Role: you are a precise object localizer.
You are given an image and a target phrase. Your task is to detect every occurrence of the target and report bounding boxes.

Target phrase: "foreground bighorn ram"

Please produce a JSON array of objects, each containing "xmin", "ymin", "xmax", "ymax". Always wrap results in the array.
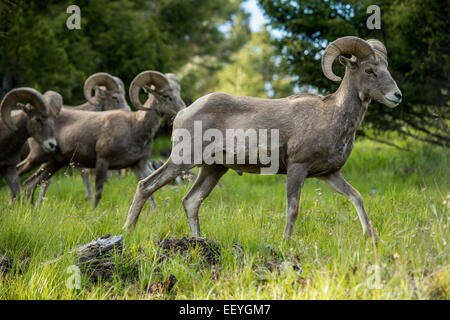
[
  {"xmin": 123, "ymin": 37, "xmax": 402, "ymax": 241},
  {"xmin": 0, "ymin": 88, "xmax": 60, "ymax": 203},
  {"xmin": 17, "ymin": 72, "xmax": 130, "ymax": 202},
  {"xmin": 23, "ymin": 71, "xmax": 185, "ymax": 208}
]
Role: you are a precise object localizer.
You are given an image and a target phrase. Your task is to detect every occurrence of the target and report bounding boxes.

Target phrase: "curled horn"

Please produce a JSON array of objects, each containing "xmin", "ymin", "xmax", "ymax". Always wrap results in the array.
[
  {"xmin": 1, "ymin": 88, "xmax": 50, "ymax": 131},
  {"xmin": 113, "ymin": 76, "xmax": 125, "ymax": 91},
  {"xmin": 43, "ymin": 91, "xmax": 63, "ymax": 117},
  {"xmin": 129, "ymin": 71, "xmax": 170, "ymax": 110},
  {"xmin": 366, "ymin": 39, "xmax": 387, "ymax": 62},
  {"xmin": 83, "ymin": 72, "xmax": 121, "ymax": 104},
  {"xmin": 321, "ymin": 36, "xmax": 376, "ymax": 82}
]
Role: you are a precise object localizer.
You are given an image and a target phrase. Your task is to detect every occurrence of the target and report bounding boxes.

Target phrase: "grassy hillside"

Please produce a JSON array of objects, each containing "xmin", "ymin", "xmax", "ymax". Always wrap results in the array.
[{"xmin": 0, "ymin": 137, "xmax": 448, "ymax": 299}]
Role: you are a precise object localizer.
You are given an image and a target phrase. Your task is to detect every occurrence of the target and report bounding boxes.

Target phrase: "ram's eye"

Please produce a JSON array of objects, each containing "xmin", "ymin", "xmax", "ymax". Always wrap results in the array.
[
  {"xmin": 365, "ymin": 68, "xmax": 378, "ymax": 78},
  {"xmin": 36, "ymin": 118, "xmax": 43, "ymax": 123}
]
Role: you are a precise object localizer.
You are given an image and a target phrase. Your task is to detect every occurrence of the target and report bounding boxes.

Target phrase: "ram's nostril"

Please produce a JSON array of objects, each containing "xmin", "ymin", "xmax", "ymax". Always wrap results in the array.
[{"xmin": 394, "ymin": 92, "xmax": 402, "ymax": 100}]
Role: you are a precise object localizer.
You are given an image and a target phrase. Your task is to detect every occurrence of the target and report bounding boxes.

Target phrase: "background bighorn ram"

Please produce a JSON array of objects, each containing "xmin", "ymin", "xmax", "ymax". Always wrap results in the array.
[
  {"xmin": 0, "ymin": 88, "xmax": 60, "ymax": 204},
  {"xmin": 17, "ymin": 72, "xmax": 130, "ymax": 202},
  {"xmin": 23, "ymin": 71, "xmax": 185, "ymax": 208},
  {"xmin": 123, "ymin": 37, "xmax": 402, "ymax": 242}
]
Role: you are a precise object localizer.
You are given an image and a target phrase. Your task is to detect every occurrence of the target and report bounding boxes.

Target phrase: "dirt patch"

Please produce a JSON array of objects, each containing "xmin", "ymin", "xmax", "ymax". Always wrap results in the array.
[
  {"xmin": 81, "ymin": 259, "xmax": 116, "ymax": 282},
  {"xmin": 0, "ymin": 256, "xmax": 14, "ymax": 276},
  {"xmin": 80, "ymin": 253, "xmax": 140, "ymax": 283},
  {"xmin": 40, "ymin": 234, "xmax": 127, "ymax": 283},
  {"xmin": 253, "ymin": 257, "xmax": 301, "ymax": 274},
  {"xmin": 0, "ymin": 255, "xmax": 29, "ymax": 277},
  {"xmin": 157, "ymin": 237, "xmax": 222, "ymax": 265},
  {"xmin": 146, "ymin": 274, "xmax": 177, "ymax": 297},
  {"xmin": 74, "ymin": 234, "xmax": 132, "ymax": 283}
]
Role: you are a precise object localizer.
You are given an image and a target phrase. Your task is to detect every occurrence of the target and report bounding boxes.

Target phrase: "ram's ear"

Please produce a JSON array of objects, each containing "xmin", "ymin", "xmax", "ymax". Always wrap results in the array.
[{"xmin": 339, "ymin": 55, "xmax": 358, "ymax": 69}]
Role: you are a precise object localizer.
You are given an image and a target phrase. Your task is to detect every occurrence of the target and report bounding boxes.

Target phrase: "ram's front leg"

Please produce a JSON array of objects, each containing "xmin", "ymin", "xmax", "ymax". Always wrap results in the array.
[
  {"xmin": 22, "ymin": 161, "xmax": 60, "ymax": 203},
  {"xmin": 93, "ymin": 159, "xmax": 109, "ymax": 208},
  {"xmin": 16, "ymin": 158, "xmax": 36, "ymax": 176},
  {"xmin": 131, "ymin": 159, "xmax": 157, "ymax": 208},
  {"xmin": 79, "ymin": 168, "xmax": 93, "ymax": 201},
  {"xmin": 35, "ymin": 178, "xmax": 52, "ymax": 207},
  {"xmin": 22, "ymin": 166, "xmax": 45, "ymax": 200}
]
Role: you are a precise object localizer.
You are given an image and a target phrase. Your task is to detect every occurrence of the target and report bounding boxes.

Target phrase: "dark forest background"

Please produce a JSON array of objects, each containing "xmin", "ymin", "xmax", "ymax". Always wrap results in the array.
[{"xmin": 0, "ymin": 0, "xmax": 448, "ymax": 147}]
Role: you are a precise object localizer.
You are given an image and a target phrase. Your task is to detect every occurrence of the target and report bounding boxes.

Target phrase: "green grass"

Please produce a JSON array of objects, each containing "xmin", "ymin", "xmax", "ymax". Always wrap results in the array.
[{"xmin": 0, "ymin": 137, "xmax": 448, "ymax": 299}]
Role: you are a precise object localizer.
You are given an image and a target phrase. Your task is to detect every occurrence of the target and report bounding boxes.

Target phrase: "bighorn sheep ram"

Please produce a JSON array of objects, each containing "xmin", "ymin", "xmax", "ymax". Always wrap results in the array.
[
  {"xmin": 23, "ymin": 71, "xmax": 185, "ymax": 208},
  {"xmin": 17, "ymin": 72, "xmax": 130, "ymax": 202},
  {"xmin": 122, "ymin": 37, "xmax": 403, "ymax": 241},
  {"xmin": 0, "ymin": 88, "xmax": 60, "ymax": 203}
]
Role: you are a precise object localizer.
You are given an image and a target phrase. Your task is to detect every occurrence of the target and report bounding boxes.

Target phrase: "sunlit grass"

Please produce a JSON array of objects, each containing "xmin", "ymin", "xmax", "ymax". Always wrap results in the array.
[{"xmin": 0, "ymin": 137, "xmax": 448, "ymax": 299}]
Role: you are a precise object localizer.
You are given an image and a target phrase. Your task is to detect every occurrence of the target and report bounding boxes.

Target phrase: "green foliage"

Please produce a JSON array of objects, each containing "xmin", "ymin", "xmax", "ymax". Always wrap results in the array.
[
  {"xmin": 0, "ymin": 0, "xmax": 249, "ymax": 104},
  {"xmin": 259, "ymin": 0, "xmax": 449, "ymax": 146},
  {"xmin": 0, "ymin": 2, "xmax": 81, "ymax": 99},
  {"xmin": 215, "ymin": 28, "xmax": 294, "ymax": 98},
  {"xmin": 179, "ymin": 9, "xmax": 252, "ymax": 101}
]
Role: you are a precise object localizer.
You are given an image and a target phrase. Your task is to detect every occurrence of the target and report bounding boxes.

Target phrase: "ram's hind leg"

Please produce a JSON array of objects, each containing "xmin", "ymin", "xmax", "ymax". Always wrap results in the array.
[
  {"xmin": 123, "ymin": 159, "xmax": 194, "ymax": 231},
  {"xmin": 318, "ymin": 171, "xmax": 378, "ymax": 240},
  {"xmin": 182, "ymin": 165, "xmax": 228, "ymax": 237}
]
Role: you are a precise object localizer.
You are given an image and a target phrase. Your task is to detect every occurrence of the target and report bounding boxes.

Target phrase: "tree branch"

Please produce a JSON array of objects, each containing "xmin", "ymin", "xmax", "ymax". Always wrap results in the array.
[
  {"xmin": 398, "ymin": 129, "xmax": 448, "ymax": 147},
  {"xmin": 363, "ymin": 134, "xmax": 411, "ymax": 152}
]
